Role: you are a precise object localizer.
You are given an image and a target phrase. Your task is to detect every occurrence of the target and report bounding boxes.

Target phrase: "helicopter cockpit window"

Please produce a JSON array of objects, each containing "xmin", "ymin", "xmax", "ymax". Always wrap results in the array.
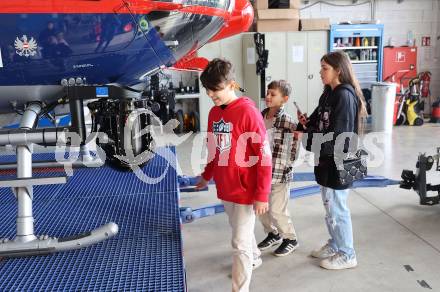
[
  {"xmin": 36, "ymin": 14, "xmax": 136, "ymax": 58},
  {"xmin": 188, "ymin": 0, "xmax": 230, "ymax": 9},
  {"xmin": 145, "ymin": 11, "xmax": 193, "ymax": 60},
  {"xmin": 152, "ymin": 0, "xmax": 230, "ymax": 10},
  {"xmin": 144, "ymin": 0, "xmax": 229, "ymax": 60}
]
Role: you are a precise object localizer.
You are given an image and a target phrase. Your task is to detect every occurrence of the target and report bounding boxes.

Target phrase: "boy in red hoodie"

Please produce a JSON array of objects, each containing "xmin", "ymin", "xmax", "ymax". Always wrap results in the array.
[{"xmin": 196, "ymin": 58, "xmax": 272, "ymax": 292}]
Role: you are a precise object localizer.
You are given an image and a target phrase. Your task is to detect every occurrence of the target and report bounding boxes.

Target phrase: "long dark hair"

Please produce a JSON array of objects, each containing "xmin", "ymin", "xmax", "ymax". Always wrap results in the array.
[{"xmin": 321, "ymin": 51, "xmax": 368, "ymax": 134}]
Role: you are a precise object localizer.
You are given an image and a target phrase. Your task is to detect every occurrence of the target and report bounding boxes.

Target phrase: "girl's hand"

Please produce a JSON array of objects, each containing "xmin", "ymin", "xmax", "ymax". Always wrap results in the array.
[{"xmin": 297, "ymin": 112, "xmax": 309, "ymax": 128}]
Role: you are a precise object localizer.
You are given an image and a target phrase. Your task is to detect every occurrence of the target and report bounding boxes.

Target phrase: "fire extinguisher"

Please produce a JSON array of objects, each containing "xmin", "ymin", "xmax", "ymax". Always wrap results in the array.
[{"xmin": 419, "ymin": 71, "xmax": 431, "ymax": 98}]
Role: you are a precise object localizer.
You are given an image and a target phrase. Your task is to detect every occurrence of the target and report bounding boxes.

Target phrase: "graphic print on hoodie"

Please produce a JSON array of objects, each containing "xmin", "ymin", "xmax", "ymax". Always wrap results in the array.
[{"xmin": 213, "ymin": 118, "xmax": 232, "ymax": 153}]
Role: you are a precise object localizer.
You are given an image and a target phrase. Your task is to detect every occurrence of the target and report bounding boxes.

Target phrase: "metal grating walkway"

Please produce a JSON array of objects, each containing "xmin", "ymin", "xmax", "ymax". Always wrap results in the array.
[{"xmin": 0, "ymin": 147, "xmax": 185, "ymax": 291}]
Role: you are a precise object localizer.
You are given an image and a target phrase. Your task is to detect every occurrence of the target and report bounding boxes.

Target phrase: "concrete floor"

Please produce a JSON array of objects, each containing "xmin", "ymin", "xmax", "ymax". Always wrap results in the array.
[{"xmin": 177, "ymin": 124, "xmax": 440, "ymax": 292}]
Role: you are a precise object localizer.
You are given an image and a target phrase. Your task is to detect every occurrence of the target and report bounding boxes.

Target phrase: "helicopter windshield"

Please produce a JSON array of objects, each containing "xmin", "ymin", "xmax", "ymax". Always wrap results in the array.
[{"xmin": 141, "ymin": 0, "xmax": 230, "ymax": 61}]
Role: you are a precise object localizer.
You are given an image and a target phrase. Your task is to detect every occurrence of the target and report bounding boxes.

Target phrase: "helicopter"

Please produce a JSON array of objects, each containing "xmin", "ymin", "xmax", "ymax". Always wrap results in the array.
[{"xmin": 0, "ymin": 0, "xmax": 253, "ymax": 257}]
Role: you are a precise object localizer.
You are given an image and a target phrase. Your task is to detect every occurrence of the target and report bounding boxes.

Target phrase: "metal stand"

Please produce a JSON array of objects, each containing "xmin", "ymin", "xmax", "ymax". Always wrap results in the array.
[
  {"xmin": 401, "ymin": 149, "xmax": 440, "ymax": 205},
  {"xmin": 16, "ymin": 103, "xmax": 41, "ymax": 243},
  {"xmin": 68, "ymin": 92, "xmax": 100, "ymax": 166},
  {"xmin": 0, "ymin": 87, "xmax": 106, "ymax": 170},
  {"xmin": 0, "ymin": 103, "xmax": 118, "ymax": 258}
]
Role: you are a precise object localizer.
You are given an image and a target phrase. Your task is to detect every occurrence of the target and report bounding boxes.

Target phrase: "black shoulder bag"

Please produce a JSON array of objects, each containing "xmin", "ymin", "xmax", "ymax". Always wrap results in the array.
[
  {"xmin": 337, "ymin": 149, "xmax": 368, "ymax": 185},
  {"xmin": 335, "ymin": 85, "xmax": 368, "ymax": 186}
]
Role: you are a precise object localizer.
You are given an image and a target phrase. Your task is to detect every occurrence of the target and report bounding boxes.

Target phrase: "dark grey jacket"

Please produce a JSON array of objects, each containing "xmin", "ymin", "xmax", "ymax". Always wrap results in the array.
[{"xmin": 298, "ymin": 83, "xmax": 359, "ymax": 189}]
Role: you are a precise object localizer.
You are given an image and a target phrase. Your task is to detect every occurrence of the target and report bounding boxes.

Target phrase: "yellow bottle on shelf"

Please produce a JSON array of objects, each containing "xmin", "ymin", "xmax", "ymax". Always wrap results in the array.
[{"xmin": 362, "ymin": 37, "xmax": 369, "ymax": 47}]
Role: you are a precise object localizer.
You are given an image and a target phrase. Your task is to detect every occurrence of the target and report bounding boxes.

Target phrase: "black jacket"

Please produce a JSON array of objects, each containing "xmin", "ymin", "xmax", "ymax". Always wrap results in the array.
[{"xmin": 298, "ymin": 84, "xmax": 359, "ymax": 189}]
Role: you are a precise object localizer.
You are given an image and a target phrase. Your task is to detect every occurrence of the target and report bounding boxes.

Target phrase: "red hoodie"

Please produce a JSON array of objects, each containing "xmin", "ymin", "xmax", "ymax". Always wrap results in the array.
[{"xmin": 202, "ymin": 97, "xmax": 272, "ymax": 204}]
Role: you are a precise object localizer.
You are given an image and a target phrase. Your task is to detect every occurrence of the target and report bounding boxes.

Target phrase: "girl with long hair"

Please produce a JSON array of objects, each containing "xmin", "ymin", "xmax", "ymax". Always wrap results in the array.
[{"xmin": 297, "ymin": 51, "xmax": 367, "ymax": 270}]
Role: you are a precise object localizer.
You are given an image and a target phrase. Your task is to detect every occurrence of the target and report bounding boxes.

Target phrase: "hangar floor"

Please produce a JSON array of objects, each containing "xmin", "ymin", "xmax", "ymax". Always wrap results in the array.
[{"xmin": 178, "ymin": 124, "xmax": 440, "ymax": 292}]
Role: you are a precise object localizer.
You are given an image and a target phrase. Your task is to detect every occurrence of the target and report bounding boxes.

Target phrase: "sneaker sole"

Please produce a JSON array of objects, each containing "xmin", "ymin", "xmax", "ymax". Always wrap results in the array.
[
  {"xmin": 273, "ymin": 244, "xmax": 299, "ymax": 257},
  {"xmin": 258, "ymin": 239, "xmax": 283, "ymax": 251},
  {"xmin": 319, "ymin": 262, "xmax": 358, "ymax": 270},
  {"xmin": 310, "ymin": 252, "xmax": 336, "ymax": 259},
  {"xmin": 252, "ymin": 259, "xmax": 263, "ymax": 270}
]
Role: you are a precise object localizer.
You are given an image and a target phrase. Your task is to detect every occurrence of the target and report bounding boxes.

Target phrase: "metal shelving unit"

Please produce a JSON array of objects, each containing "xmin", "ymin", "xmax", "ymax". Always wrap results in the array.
[
  {"xmin": 329, "ymin": 24, "xmax": 384, "ymax": 89},
  {"xmin": 334, "ymin": 46, "xmax": 378, "ymax": 50}
]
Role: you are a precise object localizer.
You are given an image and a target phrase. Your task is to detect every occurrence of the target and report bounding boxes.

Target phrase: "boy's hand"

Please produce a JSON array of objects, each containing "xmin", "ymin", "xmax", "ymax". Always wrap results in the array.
[
  {"xmin": 195, "ymin": 177, "xmax": 209, "ymax": 190},
  {"xmin": 254, "ymin": 201, "xmax": 268, "ymax": 215},
  {"xmin": 297, "ymin": 112, "xmax": 309, "ymax": 128}
]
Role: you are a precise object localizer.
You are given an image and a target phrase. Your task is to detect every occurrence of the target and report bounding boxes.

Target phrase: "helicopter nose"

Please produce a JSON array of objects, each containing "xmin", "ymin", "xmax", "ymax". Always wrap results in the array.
[
  {"xmin": 210, "ymin": 0, "xmax": 254, "ymax": 42},
  {"xmin": 235, "ymin": 0, "xmax": 254, "ymax": 32}
]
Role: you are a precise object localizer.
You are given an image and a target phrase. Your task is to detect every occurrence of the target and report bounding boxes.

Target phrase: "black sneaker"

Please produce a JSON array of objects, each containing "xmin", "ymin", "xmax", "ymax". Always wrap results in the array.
[
  {"xmin": 273, "ymin": 239, "xmax": 299, "ymax": 257},
  {"xmin": 257, "ymin": 232, "xmax": 282, "ymax": 251}
]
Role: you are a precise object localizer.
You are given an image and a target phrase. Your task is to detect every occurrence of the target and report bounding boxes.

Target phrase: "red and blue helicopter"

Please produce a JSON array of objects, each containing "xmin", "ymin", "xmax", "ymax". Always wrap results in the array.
[{"xmin": 0, "ymin": 0, "xmax": 253, "ymax": 257}]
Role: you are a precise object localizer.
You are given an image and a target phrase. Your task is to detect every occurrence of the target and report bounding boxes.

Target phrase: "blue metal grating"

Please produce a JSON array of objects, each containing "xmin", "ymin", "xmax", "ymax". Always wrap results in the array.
[
  {"xmin": 0, "ymin": 146, "xmax": 173, "ymax": 166},
  {"xmin": 0, "ymin": 151, "xmax": 86, "ymax": 163},
  {"xmin": 0, "ymin": 147, "xmax": 185, "ymax": 291},
  {"xmin": 0, "ymin": 148, "xmax": 178, "ymax": 202}
]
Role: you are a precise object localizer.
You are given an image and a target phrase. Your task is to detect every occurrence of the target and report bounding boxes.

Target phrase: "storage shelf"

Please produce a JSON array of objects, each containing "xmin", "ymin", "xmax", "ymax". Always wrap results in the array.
[
  {"xmin": 334, "ymin": 46, "xmax": 378, "ymax": 50},
  {"xmin": 351, "ymin": 60, "xmax": 378, "ymax": 64},
  {"xmin": 330, "ymin": 24, "xmax": 384, "ymax": 88}
]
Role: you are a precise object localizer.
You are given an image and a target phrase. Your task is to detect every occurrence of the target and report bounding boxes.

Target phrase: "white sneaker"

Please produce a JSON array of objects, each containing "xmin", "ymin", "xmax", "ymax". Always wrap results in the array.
[
  {"xmin": 319, "ymin": 253, "xmax": 357, "ymax": 270},
  {"xmin": 310, "ymin": 243, "xmax": 336, "ymax": 259},
  {"xmin": 252, "ymin": 257, "xmax": 262, "ymax": 270}
]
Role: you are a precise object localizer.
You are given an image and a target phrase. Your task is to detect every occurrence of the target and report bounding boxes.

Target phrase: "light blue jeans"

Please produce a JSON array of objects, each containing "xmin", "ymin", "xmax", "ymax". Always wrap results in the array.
[{"xmin": 321, "ymin": 187, "xmax": 356, "ymax": 259}]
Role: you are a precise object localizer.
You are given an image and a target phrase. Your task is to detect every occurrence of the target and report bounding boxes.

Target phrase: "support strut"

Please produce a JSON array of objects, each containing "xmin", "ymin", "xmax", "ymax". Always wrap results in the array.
[{"xmin": 0, "ymin": 103, "xmax": 118, "ymax": 258}]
